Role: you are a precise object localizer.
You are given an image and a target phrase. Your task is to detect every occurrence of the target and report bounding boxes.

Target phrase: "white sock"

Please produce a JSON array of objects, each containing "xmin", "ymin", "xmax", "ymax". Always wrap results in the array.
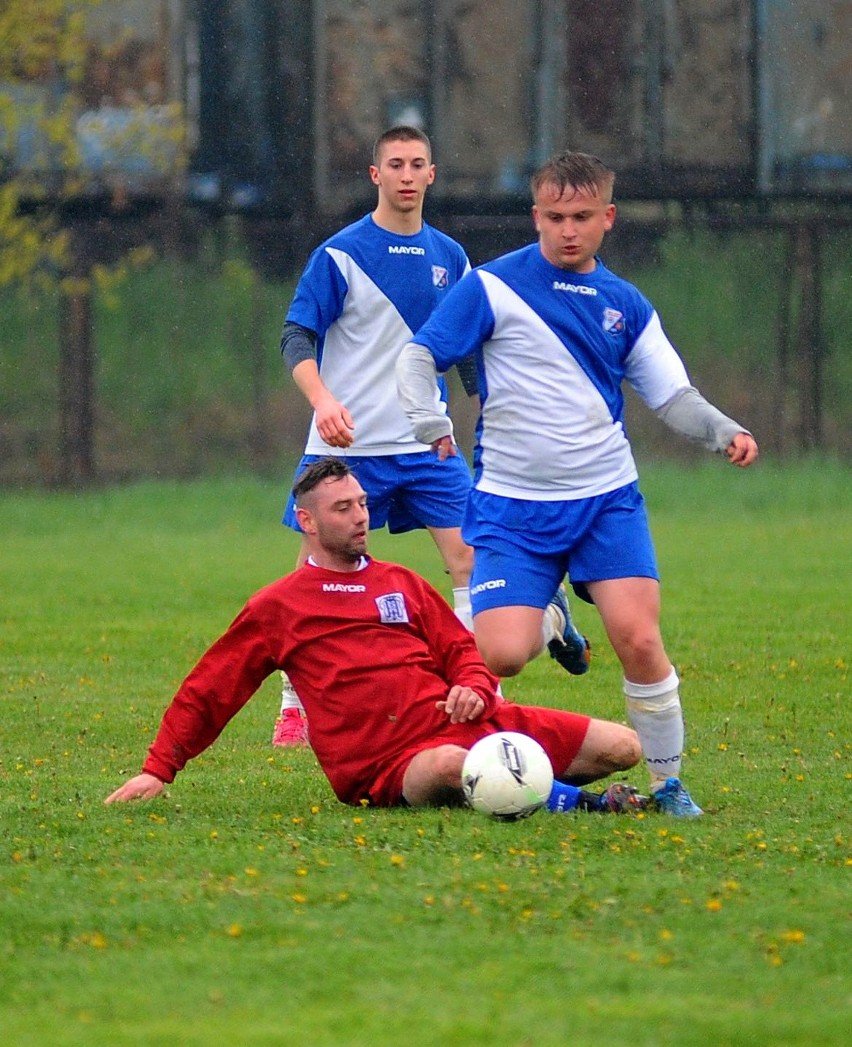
[
  {"xmin": 452, "ymin": 586, "xmax": 473, "ymax": 632},
  {"xmin": 454, "ymin": 585, "xmax": 504, "ymax": 700},
  {"xmin": 279, "ymin": 671, "xmax": 305, "ymax": 715},
  {"xmin": 539, "ymin": 600, "xmax": 563, "ymax": 652},
  {"xmin": 624, "ymin": 669, "xmax": 683, "ymax": 790}
]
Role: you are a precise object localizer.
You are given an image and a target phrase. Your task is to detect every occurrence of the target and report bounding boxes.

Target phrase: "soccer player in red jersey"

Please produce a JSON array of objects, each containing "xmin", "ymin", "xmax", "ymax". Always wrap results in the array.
[{"xmin": 105, "ymin": 458, "xmax": 646, "ymax": 814}]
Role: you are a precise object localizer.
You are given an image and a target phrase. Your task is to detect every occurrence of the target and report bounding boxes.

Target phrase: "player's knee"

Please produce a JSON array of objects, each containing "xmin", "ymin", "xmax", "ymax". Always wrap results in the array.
[
  {"xmin": 455, "ymin": 542, "xmax": 474, "ymax": 574},
  {"xmin": 616, "ymin": 627, "xmax": 664, "ymax": 671},
  {"xmin": 610, "ymin": 726, "xmax": 642, "ymax": 771},
  {"xmin": 476, "ymin": 636, "xmax": 528, "ymax": 677},
  {"xmin": 431, "ymin": 744, "xmax": 467, "ymax": 788},
  {"xmin": 481, "ymin": 650, "xmax": 526, "ymax": 678}
]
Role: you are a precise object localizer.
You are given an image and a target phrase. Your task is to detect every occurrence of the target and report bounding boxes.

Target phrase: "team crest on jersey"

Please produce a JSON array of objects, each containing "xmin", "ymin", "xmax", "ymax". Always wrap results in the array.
[
  {"xmin": 602, "ymin": 308, "xmax": 624, "ymax": 334},
  {"xmin": 432, "ymin": 265, "xmax": 448, "ymax": 288},
  {"xmin": 376, "ymin": 592, "xmax": 409, "ymax": 623}
]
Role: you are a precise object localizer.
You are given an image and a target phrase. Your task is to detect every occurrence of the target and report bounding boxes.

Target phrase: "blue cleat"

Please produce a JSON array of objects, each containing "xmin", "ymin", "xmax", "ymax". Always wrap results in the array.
[
  {"xmin": 652, "ymin": 777, "xmax": 704, "ymax": 817},
  {"xmin": 546, "ymin": 585, "xmax": 591, "ymax": 676}
]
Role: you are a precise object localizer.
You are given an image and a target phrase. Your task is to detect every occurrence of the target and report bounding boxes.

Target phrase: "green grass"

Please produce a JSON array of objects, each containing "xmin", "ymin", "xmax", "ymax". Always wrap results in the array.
[{"xmin": 1, "ymin": 463, "xmax": 850, "ymax": 1046}]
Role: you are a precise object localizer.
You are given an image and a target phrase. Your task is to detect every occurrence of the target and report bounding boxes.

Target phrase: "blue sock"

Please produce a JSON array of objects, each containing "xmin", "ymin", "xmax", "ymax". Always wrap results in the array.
[{"xmin": 546, "ymin": 780, "xmax": 581, "ymax": 812}]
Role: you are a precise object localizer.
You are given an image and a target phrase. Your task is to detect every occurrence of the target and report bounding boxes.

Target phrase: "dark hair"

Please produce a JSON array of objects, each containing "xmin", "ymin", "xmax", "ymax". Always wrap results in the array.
[
  {"xmin": 530, "ymin": 151, "xmax": 615, "ymax": 203},
  {"xmin": 372, "ymin": 125, "xmax": 432, "ymax": 165},
  {"xmin": 292, "ymin": 457, "xmax": 353, "ymax": 504}
]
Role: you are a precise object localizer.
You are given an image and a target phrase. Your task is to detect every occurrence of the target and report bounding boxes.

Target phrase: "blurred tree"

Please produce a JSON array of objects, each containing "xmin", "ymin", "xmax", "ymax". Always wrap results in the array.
[{"xmin": 0, "ymin": 0, "xmax": 184, "ymax": 486}]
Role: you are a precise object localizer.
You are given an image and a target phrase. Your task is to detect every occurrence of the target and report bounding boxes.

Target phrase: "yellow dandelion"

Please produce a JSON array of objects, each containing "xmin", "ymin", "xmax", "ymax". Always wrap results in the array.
[
  {"xmin": 244, "ymin": 867, "xmax": 259, "ymax": 877},
  {"xmin": 659, "ymin": 929, "xmax": 674, "ymax": 941},
  {"xmin": 390, "ymin": 854, "xmax": 405, "ymax": 867},
  {"xmin": 706, "ymin": 898, "xmax": 723, "ymax": 912},
  {"xmin": 780, "ymin": 929, "xmax": 806, "ymax": 944},
  {"xmin": 291, "ymin": 892, "xmax": 307, "ymax": 904},
  {"xmin": 354, "ymin": 835, "xmax": 366, "ymax": 846},
  {"xmin": 296, "ymin": 867, "xmax": 308, "ymax": 877},
  {"xmin": 718, "ymin": 743, "xmax": 728, "ymax": 751},
  {"xmin": 226, "ymin": 924, "xmax": 242, "ymax": 938}
]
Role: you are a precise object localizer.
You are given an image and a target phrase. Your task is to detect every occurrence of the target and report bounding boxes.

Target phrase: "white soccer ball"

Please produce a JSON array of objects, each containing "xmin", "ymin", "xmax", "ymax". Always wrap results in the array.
[{"xmin": 461, "ymin": 732, "xmax": 554, "ymax": 821}]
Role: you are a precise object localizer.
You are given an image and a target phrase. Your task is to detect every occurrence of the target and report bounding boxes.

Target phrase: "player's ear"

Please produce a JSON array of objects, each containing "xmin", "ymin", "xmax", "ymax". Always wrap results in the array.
[
  {"xmin": 295, "ymin": 506, "xmax": 316, "ymax": 534},
  {"xmin": 369, "ymin": 164, "xmax": 381, "ymax": 186}
]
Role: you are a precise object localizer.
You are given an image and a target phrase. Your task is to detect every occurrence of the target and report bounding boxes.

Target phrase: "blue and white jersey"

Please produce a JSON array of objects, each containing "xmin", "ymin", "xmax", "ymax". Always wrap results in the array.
[
  {"xmin": 288, "ymin": 214, "xmax": 470, "ymax": 456},
  {"xmin": 412, "ymin": 244, "xmax": 691, "ymax": 499}
]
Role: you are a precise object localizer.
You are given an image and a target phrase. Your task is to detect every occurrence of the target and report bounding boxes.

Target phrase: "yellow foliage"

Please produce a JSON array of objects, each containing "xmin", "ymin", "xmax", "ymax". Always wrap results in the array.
[{"xmin": 0, "ymin": 0, "xmax": 183, "ymax": 290}]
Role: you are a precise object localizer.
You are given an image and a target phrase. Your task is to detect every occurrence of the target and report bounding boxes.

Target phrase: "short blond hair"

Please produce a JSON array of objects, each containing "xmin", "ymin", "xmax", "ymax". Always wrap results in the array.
[{"xmin": 530, "ymin": 152, "xmax": 615, "ymax": 204}]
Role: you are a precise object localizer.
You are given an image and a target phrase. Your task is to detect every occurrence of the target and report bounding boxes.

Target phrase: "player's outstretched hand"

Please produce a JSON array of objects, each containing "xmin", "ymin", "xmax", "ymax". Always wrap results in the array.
[
  {"xmin": 726, "ymin": 432, "xmax": 759, "ymax": 467},
  {"xmin": 104, "ymin": 772, "xmax": 166, "ymax": 804},
  {"xmin": 431, "ymin": 435, "xmax": 457, "ymax": 462},
  {"xmin": 437, "ymin": 685, "xmax": 485, "ymax": 723}
]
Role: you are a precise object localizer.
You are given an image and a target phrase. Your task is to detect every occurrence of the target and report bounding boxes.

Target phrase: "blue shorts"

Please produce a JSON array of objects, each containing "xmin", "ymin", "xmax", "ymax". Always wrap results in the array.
[
  {"xmin": 283, "ymin": 452, "xmax": 472, "ymax": 534},
  {"xmin": 463, "ymin": 482, "xmax": 658, "ymax": 614}
]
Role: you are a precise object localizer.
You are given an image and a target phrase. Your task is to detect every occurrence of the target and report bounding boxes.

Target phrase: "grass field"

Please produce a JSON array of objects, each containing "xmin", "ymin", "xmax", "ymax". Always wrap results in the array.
[{"xmin": 1, "ymin": 462, "xmax": 850, "ymax": 1046}]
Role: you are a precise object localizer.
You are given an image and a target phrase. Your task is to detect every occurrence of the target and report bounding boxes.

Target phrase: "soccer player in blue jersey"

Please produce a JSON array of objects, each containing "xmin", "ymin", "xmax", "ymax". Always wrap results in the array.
[
  {"xmin": 272, "ymin": 126, "xmax": 520, "ymax": 746},
  {"xmin": 397, "ymin": 151, "xmax": 759, "ymax": 816}
]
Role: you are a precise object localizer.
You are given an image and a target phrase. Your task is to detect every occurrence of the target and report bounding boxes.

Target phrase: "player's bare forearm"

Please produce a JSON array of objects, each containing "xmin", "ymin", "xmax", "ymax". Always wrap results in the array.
[{"xmin": 292, "ymin": 360, "xmax": 356, "ymax": 447}]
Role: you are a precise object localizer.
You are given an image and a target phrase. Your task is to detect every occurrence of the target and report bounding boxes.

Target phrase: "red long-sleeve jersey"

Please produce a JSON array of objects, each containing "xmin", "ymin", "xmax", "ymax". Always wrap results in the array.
[{"xmin": 143, "ymin": 559, "xmax": 500, "ymax": 803}]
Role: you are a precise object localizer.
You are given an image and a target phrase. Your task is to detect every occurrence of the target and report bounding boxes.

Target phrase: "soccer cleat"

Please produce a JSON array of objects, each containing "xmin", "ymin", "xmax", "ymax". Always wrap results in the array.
[
  {"xmin": 271, "ymin": 707, "xmax": 309, "ymax": 748},
  {"xmin": 652, "ymin": 777, "xmax": 704, "ymax": 817},
  {"xmin": 578, "ymin": 783, "xmax": 650, "ymax": 814},
  {"xmin": 546, "ymin": 585, "xmax": 591, "ymax": 675}
]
